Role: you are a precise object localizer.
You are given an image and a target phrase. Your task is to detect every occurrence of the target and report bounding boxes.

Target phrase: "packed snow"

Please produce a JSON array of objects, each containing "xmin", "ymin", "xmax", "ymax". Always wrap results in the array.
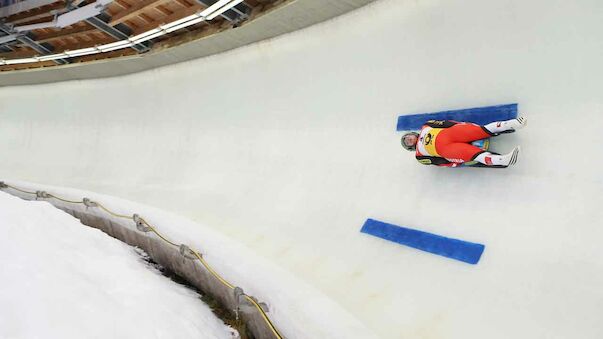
[{"xmin": 0, "ymin": 191, "xmax": 237, "ymax": 339}]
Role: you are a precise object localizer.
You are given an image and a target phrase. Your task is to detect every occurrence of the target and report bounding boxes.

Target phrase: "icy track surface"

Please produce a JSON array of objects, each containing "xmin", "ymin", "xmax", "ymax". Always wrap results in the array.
[
  {"xmin": 1, "ymin": 0, "xmax": 603, "ymax": 338},
  {"xmin": 0, "ymin": 192, "xmax": 236, "ymax": 339}
]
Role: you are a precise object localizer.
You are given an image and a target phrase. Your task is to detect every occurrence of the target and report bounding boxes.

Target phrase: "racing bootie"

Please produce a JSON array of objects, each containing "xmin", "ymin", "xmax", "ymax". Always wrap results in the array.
[
  {"xmin": 474, "ymin": 146, "xmax": 520, "ymax": 167},
  {"xmin": 484, "ymin": 117, "xmax": 527, "ymax": 134}
]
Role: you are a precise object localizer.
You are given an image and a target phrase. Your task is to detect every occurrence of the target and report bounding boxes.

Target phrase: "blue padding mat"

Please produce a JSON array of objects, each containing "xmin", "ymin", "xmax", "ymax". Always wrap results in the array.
[
  {"xmin": 397, "ymin": 103, "xmax": 517, "ymax": 131},
  {"xmin": 361, "ymin": 219, "xmax": 485, "ymax": 264}
]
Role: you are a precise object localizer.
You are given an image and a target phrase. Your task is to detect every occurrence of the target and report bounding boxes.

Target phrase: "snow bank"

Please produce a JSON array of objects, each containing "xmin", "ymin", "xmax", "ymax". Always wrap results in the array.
[{"xmin": 0, "ymin": 190, "xmax": 236, "ymax": 339}]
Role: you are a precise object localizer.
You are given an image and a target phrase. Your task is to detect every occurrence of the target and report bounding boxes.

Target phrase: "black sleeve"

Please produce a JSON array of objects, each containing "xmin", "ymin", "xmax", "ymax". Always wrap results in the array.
[
  {"xmin": 415, "ymin": 155, "xmax": 453, "ymax": 166},
  {"xmin": 424, "ymin": 120, "xmax": 458, "ymax": 128}
]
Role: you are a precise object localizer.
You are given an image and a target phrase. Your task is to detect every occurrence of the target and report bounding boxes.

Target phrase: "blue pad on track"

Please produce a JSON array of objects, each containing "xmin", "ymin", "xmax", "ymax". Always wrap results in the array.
[
  {"xmin": 397, "ymin": 103, "xmax": 517, "ymax": 131},
  {"xmin": 361, "ymin": 219, "xmax": 485, "ymax": 264}
]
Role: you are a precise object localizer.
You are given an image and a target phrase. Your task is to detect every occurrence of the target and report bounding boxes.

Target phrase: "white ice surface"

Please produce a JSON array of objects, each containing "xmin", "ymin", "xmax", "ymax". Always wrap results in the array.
[
  {"xmin": 1, "ymin": 0, "xmax": 603, "ymax": 338},
  {"xmin": 0, "ymin": 191, "xmax": 236, "ymax": 339}
]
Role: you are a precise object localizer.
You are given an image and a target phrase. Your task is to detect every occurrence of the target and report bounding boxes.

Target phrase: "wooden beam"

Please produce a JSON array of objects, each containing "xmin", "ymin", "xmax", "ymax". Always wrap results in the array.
[
  {"xmin": 154, "ymin": 5, "xmax": 172, "ymax": 16},
  {"xmin": 9, "ymin": 9, "xmax": 69, "ymax": 26},
  {"xmin": 0, "ymin": 49, "xmax": 37, "ymax": 59},
  {"xmin": 34, "ymin": 24, "xmax": 99, "ymax": 43},
  {"xmin": 173, "ymin": 0, "xmax": 191, "ymax": 8},
  {"xmin": 139, "ymin": 13, "xmax": 155, "ymax": 24},
  {"xmin": 129, "ymin": 4, "xmax": 200, "ymax": 36},
  {"xmin": 0, "ymin": 60, "xmax": 56, "ymax": 72},
  {"xmin": 5, "ymin": 1, "xmax": 65, "ymax": 25},
  {"xmin": 114, "ymin": 0, "xmax": 131, "ymax": 10},
  {"xmin": 110, "ymin": 0, "xmax": 173, "ymax": 25},
  {"xmin": 55, "ymin": 37, "xmax": 115, "ymax": 52},
  {"xmin": 12, "ymin": 16, "xmax": 59, "ymax": 27}
]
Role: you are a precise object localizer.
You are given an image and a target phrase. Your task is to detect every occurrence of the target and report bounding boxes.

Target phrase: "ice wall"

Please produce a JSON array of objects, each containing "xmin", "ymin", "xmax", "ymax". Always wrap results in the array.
[{"xmin": 1, "ymin": 0, "xmax": 602, "ymax": 337}]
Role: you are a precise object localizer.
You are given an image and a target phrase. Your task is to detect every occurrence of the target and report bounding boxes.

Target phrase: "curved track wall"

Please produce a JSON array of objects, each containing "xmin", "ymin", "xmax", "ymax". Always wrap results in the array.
[{"xmin": 1, "ymin": 0, "xmax": 603, "ymax": 337}]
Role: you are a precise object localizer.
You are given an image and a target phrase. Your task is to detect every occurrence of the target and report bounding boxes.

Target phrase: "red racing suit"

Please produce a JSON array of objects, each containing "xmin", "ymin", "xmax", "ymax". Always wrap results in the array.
[{"xmin": 415, "ymin": 120, "xmax": 493, "ymax": 167}]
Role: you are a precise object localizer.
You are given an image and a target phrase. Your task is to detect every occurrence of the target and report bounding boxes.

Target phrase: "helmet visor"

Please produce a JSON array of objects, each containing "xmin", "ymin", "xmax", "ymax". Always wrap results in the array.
[
  {"xmin": 401, "ymin": 133, "xmax": 418, "ymax": 151},
  {"xmin": 402, "ymin": 135, "xmax": 415, "ymax": 147}
]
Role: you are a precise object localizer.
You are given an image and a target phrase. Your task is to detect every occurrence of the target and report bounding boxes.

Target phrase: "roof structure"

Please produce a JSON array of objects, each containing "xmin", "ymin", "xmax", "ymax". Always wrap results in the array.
[
  {"xmin": 0, "ymin": 0, "xmax": 283, "ymax": 71},
  {"xmin": 0, "ymin": 0, "xmax": 378, "ymax": 86}
]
